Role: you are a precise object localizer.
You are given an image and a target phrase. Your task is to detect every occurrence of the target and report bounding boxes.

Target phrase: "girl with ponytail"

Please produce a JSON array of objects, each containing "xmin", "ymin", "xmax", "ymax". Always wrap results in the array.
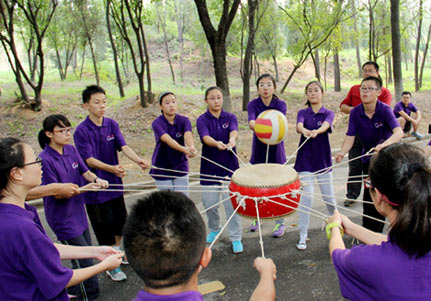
[{"xmin": 328, "ymin": 143, "xmax": 431, "ymax": 299}]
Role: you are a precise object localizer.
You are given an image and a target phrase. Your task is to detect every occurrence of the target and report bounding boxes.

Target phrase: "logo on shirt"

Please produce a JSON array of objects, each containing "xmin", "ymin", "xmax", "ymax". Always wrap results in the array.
[
  {"xmin": 72, "ymin": 162, "xmax": 79, "ymax": 169},
  {"xmin": 374, "ymin": 122, "xmax": 383, "ymax": 128},
  {"xmin": 317, "ymin": 121, "xmax": 323, "ymax": 126},
  {"xmin": 222, "ymin": 122, "xmax": 229, "ymax": 129},
  {"xmin": 106, "ymin": 134, "xmax": 115, "ymax": 141},
  {"xmin": 176, "ymin": 132, "xmax": 183, "ymax": 138}
]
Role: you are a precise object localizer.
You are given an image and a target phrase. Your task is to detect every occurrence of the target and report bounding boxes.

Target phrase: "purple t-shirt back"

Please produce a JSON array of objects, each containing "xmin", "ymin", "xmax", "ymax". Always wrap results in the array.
[
  {"xmin": 74, "ymin": 116, "xmax": 127, "ymax": 204},
  {"xmin": 333, "ymin": 240, "xmax": 431, "ymax": 300},
  {"xmin": 294, "ymin": 106, "xmax": 334, "ymax": 172},
  {"xmin": 134, "ymin": 290, "xmax": 203, "ymax": 301},
  {"xmin": 247, "ymin": 96, "xmax": 287, "ymax": 164},
  {"xmin": 346, "ymin": 101, "xmax": 399, "ymax": 164},
  {"xmin": 40, "ymin": 144, "xmax": 89, "ymax": 241},
  {"xmin": 150, "ymin": 114, "xmax": 192, "ymax": 180},
  {"xmin": 196, "ymin": 110, "xmax": 239, "ymax": 185},
  {"xmin": 0, "ymin": 203, "xmax": 72, "ymax": 300}
]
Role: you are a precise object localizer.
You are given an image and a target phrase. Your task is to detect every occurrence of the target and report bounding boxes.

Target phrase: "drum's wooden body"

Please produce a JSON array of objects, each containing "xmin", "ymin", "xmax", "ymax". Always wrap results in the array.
[{"xmin": 229, "ymin": 164, "xmax": 301, "ymax": 219}]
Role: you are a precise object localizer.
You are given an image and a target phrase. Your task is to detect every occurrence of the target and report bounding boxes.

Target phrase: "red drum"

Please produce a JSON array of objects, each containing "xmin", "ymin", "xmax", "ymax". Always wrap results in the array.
[{"xmin": 229, "ymin": 164, "xmax": 301, "ymax": 219}]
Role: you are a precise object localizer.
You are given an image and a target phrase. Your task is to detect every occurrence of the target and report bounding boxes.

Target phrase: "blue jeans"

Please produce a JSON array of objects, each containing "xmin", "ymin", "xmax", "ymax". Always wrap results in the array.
[
  {"xmin": 61, "ymin": 228, "xmax": 99, "ymax": 300},
  {"xmin": 155, "ymin": 175, "xmax": 189, "ymax": 197},
  {"xmin": 202, "ymin": 184, "xmax": 242, "ymax": 242},
  {"xmin": 298, "ymin": 171, "xmax": 336, "ymax": 240}
]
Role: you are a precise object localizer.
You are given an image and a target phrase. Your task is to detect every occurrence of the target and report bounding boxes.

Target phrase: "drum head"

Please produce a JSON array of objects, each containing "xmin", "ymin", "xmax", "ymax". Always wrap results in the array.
[{"xmin": 231, "ymin": 163, "xmax": 298, "ymax": 188}]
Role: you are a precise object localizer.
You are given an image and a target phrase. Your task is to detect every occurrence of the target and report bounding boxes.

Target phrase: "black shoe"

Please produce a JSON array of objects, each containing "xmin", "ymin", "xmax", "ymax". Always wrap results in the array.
[{"xmin": 344, "ymin": 199, "xmax": 355, "ymax": 207}]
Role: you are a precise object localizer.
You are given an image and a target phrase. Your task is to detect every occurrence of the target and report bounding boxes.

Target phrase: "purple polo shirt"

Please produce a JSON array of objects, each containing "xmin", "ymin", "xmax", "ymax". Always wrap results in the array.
[
  {"xmin": 332, "ymin": 240, "xmax": 431, "ymax": 300},
  {"xmin": 0, "ymin": 203, "xmax": 72, "ymax": 300},
  {"xmin": 196, "ymin": 109, "xmax": 239, "ymax": 185},
  {"xmin": 40, "ymin": 144, "xmax": 89, "ymax": 241},
  {"xmin": 134, "ymin": 290, "xmax": 203, "ymax": 301},
  {"xmin": 347, "ymin": 101, "xmax": 399, "ymax": 164},
  {"xmin": 247, "ymin": 96, "xmax": 287, "ymax": 164},
  {"xmin": 393, "ymin": 101, "xmax": 418, "ymax": 118},
  {"xmin": 150, "ymin": 114, "xmax": 192, "ymax": 180},
  {"xmin": 74, "ymin": 116, "xmax": 127, "ymax": 204},
  {"xmin": 294, "ymin": 106, "xmax": 334, "ymax": 173}
]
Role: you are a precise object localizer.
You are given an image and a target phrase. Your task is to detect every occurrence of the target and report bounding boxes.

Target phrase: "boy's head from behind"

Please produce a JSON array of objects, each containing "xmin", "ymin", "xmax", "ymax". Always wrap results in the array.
[
  {"xmin": 124, "ymin": 191, "xmax": 207, "ymax": 289},
  {"xmin": 82, "ymin": 85, "xmax": 106, "ymax": 104}
]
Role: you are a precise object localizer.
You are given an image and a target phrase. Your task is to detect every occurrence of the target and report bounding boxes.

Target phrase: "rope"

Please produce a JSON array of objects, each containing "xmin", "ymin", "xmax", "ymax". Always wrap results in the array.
[
  {"xmin": 228, "ymin": 147, "xmax": 246, "ymax": 167},
  {"xmin": 199, "ymin": 194, "xmax": 232, "ymax": 214},
  {"xmin": 265, "ymin": 144, "xmax": 270, "ymax": 164},
  {"xmin": 195, "ymin": 153, "xmax": 235, "ymax": 174},
  {"xmin": 208, "ymin": 197, "xmax": 245, "ymax": 250},
  {"xmin": 150, "ymin": 166, "xmax": 231, "ymax": 181},
  {"xmin": 285, "ymin": 136, "xmax": 311, "ymax": 165},
  {"xmin": 254, "ymin": 198, "xmax": 265, "ymax": 258},
  {"xmin": 299, "ymin": 148, "xmax": 375, "ymax": 179}
]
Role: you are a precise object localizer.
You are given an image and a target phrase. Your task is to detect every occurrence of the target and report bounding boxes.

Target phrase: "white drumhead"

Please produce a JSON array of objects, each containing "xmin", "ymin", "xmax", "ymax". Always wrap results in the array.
[{"xmin": 231, "ymin": 163, "xmax": 298, "ymax": 187}]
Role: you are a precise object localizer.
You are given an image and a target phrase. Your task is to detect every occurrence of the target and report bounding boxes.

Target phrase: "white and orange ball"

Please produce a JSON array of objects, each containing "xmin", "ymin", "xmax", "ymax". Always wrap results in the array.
[{"xmin": 254, "ymin": 110, "xmax": 288, "ymax": 145}]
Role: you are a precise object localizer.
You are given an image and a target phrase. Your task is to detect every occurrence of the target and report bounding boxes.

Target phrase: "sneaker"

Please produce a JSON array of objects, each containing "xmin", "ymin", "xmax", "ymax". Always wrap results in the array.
[
  {"xmin": 272, "ymin": 223, "xmax": 286, "ymax": 237},
  {"xmin": 296, "ymin": 242, "xmax": 307, "ymax": 250},
  {"xmin": 344, "ymin": 199, "xmax": 355, "ymax": 207},
  {"xmin": 67, "ymin": 294, "xmax": 76, "ymax": 299},
  {"xmin": 206, "ymin": 231, "xmax": 220, "ymax": 243},
  {"xmin": 232, "ymin": 241, "xmax": 243, "ymax": 254},
  {"xmin": 122, "ymin": 256, "xmax": 129, "ymax": 265},
  {"xmin": 412, "ymin": 132, "xmax": 423, "ymax": 140},
  {"xmin": 250, "ymin": 220, "xmax": 258, "ymax": 232},
  {"xmin": 106, "ymin": 267, "xmax": 127, "ymax": 282}
]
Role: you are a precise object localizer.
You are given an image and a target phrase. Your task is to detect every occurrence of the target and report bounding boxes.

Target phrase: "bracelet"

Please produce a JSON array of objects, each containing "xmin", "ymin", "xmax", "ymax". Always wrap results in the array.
[
  {"xmin": 93, "ymin": 177, "xmax": 99, "ymax": 183},
  {"xmin": 326, "ymin": 222, "xmax": 344, "ymax": 240}
]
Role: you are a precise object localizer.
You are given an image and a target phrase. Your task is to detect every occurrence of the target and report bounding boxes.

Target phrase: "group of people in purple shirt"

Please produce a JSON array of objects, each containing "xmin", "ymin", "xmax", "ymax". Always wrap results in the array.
[{"xmin": 1, "ymin": 61, "xmax": 431, "ymax": 300}]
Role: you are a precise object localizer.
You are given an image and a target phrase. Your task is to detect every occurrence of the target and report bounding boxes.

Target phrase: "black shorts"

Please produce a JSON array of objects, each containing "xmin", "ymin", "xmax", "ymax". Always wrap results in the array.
[
  {"xmin": 86, "ymin": 196, "xmax": 127, "ymax": 246},
  {"xmin": 404, "ymin": 120, "xmax": 412, "ymax": 133}
]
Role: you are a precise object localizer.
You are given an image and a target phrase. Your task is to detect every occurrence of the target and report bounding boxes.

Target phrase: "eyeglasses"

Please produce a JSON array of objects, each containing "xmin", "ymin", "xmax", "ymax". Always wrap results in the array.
[
  {"xmin": 363, "ymin": 178, "xmax": 374, "ymax": 189},
  {"xmin": 360, "ymin": 87, "xmax": 379, "ymax": 92},
  {"xmin": 23, "ymin": 158, "xmax": 43, "ymax": 167},
  {"xmin": 207, "ymin": 96, "xmax": 223, "ymax": 101},
  {"xmin": 53, "ymin": 127, "xmax": 73, "ymax": 135}
]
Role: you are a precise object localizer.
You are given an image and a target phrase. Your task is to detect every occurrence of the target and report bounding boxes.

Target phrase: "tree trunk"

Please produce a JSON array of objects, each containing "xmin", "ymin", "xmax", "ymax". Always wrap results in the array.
[
  {"xmin": 414, "ymin": 0, "xmax": 423, "ymax": 91},
  {"xmin": 211, "ymin": 41, "xmax": 232, "ymax": 111},
  {"xmin": 79, "ymin": 42, "xmax": 86, "ymax": 81},
  {"xmin": 333, "ymin": 52, "xmax": 341, "ymax": 91},
  {"xmin": 106, "ymin": 0, "xmax": 125, "ymax": 97},
  {"xmin": 87, "ymin": 36, "xmax": 100, "ymax": 86},
  {"xmin": 55, "ymin": 47, "xmax": 66, "ymax": 81},
  {"xmin": 352, "ymin": 0, "xmax": 361, "ymax": 77},
  {"xmin": 272, "ymin": 54, "xmax": 279, "ymax": 82},
  {"xmin": 156, "ymin": 5, "xmax": 176, "ymax": 85},
  {"xmin": 419, "ymin": 24, "xmax": 431, "ymax": 88},
  {"xmin": 388, "ymin": 53, "xmax": 393, "ymax": 84},
  {"xmin": 391, "ymin": 0, "xmax": 403, "ymax": 101},
  {"xmin": 242, "ymin": 0, "xmax": 257, "ymax": 111},
  {"xmin": 311, "ymin": 49, "xmax": 321, "ymax": 81}
]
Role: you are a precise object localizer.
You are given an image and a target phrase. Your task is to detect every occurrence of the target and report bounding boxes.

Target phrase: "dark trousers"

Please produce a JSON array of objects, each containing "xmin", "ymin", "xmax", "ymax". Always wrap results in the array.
[
  {"xmin": 61, "ymin": 228, "xmax": 99, "ymax": 300},
  {"xmin": 362, "ymin": 163, "xmax": 386, "ymax": 233},
  {"xmin": 346, "ymin": 136, "xmax": 363, "ymax": 200},
  {"xmin": 86, "ymin": 196, "xmax": 127, "ymax": 246}
]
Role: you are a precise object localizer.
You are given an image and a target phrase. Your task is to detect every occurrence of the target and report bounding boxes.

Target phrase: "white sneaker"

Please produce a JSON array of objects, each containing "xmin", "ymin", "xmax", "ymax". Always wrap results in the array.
[
  {"xmin": 296, "ymin": 242, "xmax": 307, "ymax": 250},
  {"xmin": 106, "ymin": 267, "xmax": 127, "ymax": 281}
]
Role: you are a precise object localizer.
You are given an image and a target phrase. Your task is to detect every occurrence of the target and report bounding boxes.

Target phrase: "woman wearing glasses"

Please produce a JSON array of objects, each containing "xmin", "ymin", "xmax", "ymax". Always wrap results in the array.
[
  {"xmin": 335, "ymin": 76, "xmax": 403, "ymax": 233},
  {"xmin": 328, "ymin": 143, "xmax": 431, "ymax": 299},
  {"xmin": 38, "ymin": 114, "xmax": 109, "ymax": 299},
  {"xmin": 0, "ymin": 137, "xmax": 121, "ymax": 300}
]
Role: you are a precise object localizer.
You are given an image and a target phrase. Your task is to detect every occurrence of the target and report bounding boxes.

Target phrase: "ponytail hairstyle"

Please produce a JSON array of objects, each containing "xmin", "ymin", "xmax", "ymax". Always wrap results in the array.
[
  {"xmin": 38, "ymin": 114, "xmax": 72, "ymax": 149},
  {"xmin": 0, "ymin": 137, "xmax": 25, "ymax": 196},
  {"xmin": 304, "ymin": 80, "xmax": 323, "ymax": 107},
  {"xmin": 369, "ymin": 143, "xmax": 431, "ymax": 258},
  {"xmin": 204, "ymin": 86, "xmax": 223, "ymax": 99}
]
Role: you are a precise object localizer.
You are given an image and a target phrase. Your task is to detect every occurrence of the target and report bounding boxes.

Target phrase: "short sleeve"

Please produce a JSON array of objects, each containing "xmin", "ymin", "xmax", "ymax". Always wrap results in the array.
[
  {"xmin": 393, "ymin": 103, "xmax": 401, "ymax": 114},
  {"xmin": 296, "ymin": 110, "xmax": 305, "ymax": 124},
  {"xmin": 346, "ymin": 111, "xmax": 357, "ymax": 136},
  {"xmin": 229, "ymin": 114, "xmax": 239, "ymax": 132},
  {"xmin": 379, "ymin": 88, "xmax": 392, "ymax": 106},
  {"xmin": 73, "ymin": 128, "xmax": 94, "ymax": 161},
  {"xmin": 21, "ymin": 236, "xmax": 73, "ymax": 299},
  {"xmin": 410, "ymin": 103, "xmax": 418, "ymax": 112},
  {"xmin": 247, "ymin": 102, "xmax": 257, "ymax": 122},
  {"xmin": 74, "ymin": 147, "xmax": 89, "ymax": 175},
  {"xmin": 183, "ymin": 117, "xmax": 192, "ymax": 133},
  {"xmin": 152, "ymin": 119, "xmax": 167, "ymax": 140},
  {"xmin": 384, "ymin": 106, "xmax": 401, "ymax": 131},
  {"xmin": 340, "ymin": 87, "xmax": 354, "ymax": 107},
  {"xmin": 113, "ymin": 121, "xmax": 127, "ymax": 151},
  {"xmin": 277, "ymin": 100, "xmax": 287, "ymax": 115},
  {"xmin": 196, "ymin": 116, "xmax": 210, "ymax": 139},
  {"xmin": 324, "ymin": 110, "xmax": 335, "ymax": 126}
]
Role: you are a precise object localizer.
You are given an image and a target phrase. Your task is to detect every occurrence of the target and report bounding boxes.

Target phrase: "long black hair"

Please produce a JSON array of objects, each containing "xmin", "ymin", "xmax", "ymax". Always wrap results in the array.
[
  {"xmin": 369, "ymin": 143, "xmax": 431, "ymax": 258},
  {"xmin": 38, "ymin": 114, "xmax": 71, "ymax": 149},
  {"xmin": 0, "ymin": 137, "xmax": 25, "ymax": 195}
]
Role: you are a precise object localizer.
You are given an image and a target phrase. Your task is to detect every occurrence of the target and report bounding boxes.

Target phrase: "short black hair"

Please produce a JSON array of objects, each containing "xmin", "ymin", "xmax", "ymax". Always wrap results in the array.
[
  {"xmin": 158, "ymin": 91, "xmax": 175, "ymax": 105},
  {"xmin": 256, "ymin": 73, "xmax": 276, "ymax": 89},
  {"xmin": 204, "ymin": 86, "xmax": 223, "ymax": 99},
  {"xmin": 123, "ymin": 191, "xmax": 206, "ymax": 288},
  {"xmin": 361, "ymin": 76, "xmax": 382, "ymax": 89},
  {"xmin": 370, "ymin": 143, "xmax": 431, "ymax": 258},
  {"xmin": 82, "ymin": 85, "xmax": 106, "ymax": 104},
  {"xmin": 362, "ymin": 61, "xmax": 379, "ymax": 72},
  {"xmin": 402, "ymin": 91, "xmax": 412, "ymax": 97}
]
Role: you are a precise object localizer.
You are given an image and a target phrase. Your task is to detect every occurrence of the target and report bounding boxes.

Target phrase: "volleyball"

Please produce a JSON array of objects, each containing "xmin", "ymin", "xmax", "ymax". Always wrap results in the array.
[{"xmin": 254, "ymin": 110, "xmax": 288, "ymax": 145}]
